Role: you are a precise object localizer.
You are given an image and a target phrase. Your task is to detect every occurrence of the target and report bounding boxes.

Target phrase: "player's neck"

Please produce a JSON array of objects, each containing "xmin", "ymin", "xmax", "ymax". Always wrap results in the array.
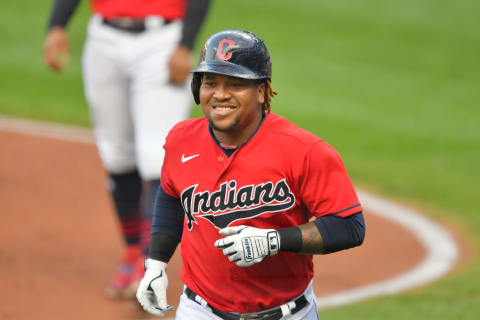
[{"xmin": 213, "ymin": 130, "xmax": 247, "ymax": 147}]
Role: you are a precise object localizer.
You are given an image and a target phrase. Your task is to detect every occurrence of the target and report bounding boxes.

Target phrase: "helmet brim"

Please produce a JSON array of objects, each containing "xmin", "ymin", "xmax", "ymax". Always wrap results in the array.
[{"xmin": 191, "ymin": 61, "xmax": 268, "ymax": 80}]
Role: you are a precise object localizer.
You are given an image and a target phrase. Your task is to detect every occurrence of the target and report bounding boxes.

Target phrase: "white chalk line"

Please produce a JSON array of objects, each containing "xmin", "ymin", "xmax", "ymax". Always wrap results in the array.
[
  {"xmin": 316, "ymin": 191, "xmax": 459, "ymax": 308},
  {"xmin": 0, "ymin": 115, "xmax": 95, "ymax": 144},
  {"xmin": 0, "ymin": 115, "xmax": 460, "ymax": 311}
]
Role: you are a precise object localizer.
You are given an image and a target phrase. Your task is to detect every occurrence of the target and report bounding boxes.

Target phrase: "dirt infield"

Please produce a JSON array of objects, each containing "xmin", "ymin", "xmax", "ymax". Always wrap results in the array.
[{"xmin": 0, "ymin": 130, "xmax": 426, "ymax": 320}]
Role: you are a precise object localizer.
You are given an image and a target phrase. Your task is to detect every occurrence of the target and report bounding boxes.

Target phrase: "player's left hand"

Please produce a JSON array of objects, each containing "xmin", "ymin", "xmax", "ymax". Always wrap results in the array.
[
  {"xmin": 168, "ymin": 45, "xmax": 193, "ymax": 84},
  {"xmin": 214, "ymin": 225, "xmax": 280, "ymax": 267},
  {"xmin": 136, "ymin": 258, "xmax": 174, "ymax": 316}
]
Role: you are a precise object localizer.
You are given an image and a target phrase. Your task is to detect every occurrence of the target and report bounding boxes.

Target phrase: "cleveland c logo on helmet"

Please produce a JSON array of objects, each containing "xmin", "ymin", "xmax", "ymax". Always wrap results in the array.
[{"xmin": 217, "ymin": 39, "xmax": 235, "ymax": 60}]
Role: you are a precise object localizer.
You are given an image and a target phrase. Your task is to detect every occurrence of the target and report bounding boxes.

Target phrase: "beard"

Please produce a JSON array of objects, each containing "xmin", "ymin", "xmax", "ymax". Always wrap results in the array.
[{"xmin": 208, "ymin": 116, "xmax": 241, "ymax": 133}]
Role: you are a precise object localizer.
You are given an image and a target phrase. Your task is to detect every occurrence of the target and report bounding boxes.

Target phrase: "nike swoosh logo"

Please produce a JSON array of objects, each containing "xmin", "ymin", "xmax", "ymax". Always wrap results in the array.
[{"xmin": 181, "ymin": 154, "xmax": 200, "ymax": 163}]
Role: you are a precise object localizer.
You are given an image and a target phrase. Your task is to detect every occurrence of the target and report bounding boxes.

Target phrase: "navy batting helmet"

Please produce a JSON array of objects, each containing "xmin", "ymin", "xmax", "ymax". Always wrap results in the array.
[{"xmin": 191, "ymin": 29, "xmax": 272, "ymax": 104}]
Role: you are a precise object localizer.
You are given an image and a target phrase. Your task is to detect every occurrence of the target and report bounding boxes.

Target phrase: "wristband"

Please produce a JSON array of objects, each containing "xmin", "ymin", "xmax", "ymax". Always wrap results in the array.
[{"xmin": 277, "ymin": 226, "xmax": 302, "ymax": 252}]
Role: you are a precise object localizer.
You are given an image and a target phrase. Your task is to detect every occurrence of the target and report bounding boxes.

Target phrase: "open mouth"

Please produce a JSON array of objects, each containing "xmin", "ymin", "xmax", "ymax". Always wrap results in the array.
[
  {"xmin": 213, "ymin": 105, "xmax": 236, "ymax": 110},
  {"xmin": 212, "ymin": 105, "xmax": 237, "ymax": 116}
]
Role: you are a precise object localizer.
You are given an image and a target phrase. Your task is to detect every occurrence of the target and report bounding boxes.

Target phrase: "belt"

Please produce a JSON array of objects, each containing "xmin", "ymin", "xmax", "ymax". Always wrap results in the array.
[
  {"xmin": 102, "ymin": 17, "xmax": 172, "ymax": 33},
  {"xmin": 185, "ymin": 287, "xmax": 308, "ymax": 320}
]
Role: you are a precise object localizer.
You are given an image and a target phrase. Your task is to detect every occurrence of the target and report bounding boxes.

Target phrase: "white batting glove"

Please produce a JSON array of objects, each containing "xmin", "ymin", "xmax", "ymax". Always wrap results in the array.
[
  {"xmin": 136, "ymin": 258, "xmax": 173, "ymax": 316},
  {"xmin": 214, "ymin": 225, "xmax": 280, "ymax": 267}
]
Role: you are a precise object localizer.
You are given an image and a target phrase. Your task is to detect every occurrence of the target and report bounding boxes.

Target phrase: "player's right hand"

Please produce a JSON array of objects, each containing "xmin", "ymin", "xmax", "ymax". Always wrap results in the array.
[
  {"xmin": 43, "ymin": 27, "xmax": 70, "ymax": 72},
  {"xmin": 215, "ymin": 225, "xmax": 280, "ymax": 267},
  {"xmin": 136, "ymin": 258, "xmax": 174, "ymax": 317},
  {"xmin": 168, "ymin": 45, "xmax": 193, "ymax": 83}
]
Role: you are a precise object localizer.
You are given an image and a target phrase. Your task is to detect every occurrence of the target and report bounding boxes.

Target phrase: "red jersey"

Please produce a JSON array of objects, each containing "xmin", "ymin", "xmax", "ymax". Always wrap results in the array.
[
  {"xmin": 91, "ymin": 0, "xmax": 186, "ymax": 19},
  {"xmin": 161, "ymin": 113, "xmax": 362, "ymax": 313}
]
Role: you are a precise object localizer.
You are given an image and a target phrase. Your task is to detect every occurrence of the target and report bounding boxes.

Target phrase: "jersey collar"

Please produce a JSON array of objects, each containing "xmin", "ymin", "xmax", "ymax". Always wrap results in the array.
[{"xmin": 208, "ymin": 113, "xmax": 268, "ymax": 157}]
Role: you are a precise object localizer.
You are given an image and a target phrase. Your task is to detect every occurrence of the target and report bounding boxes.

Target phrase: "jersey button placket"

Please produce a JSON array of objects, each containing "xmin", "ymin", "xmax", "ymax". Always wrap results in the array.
[
  {"xmin": 214, "ymin": 156, "xmax": 228, "ymax": 186},
  {"xmin": 213, "ymin": 151, "xmax": 236, "ymax": 190}
]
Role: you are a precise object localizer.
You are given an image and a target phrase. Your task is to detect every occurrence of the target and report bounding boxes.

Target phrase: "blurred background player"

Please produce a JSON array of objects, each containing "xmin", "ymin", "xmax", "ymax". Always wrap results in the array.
[{"xmin": 44, "ymin": 0, "xmax": 211, "ymax": 299}]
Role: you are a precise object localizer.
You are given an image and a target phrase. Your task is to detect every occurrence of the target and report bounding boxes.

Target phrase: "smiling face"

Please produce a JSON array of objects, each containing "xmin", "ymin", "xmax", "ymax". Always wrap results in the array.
[{"xmin": 200, "ymin": 73, "xmax": 265, "ymax": 146}]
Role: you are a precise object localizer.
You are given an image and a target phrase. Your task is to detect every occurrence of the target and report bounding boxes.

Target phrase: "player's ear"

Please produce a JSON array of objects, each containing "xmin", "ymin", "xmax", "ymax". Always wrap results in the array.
[
  {"xmin": 191, "ymin": 73, "xmax": 202, "ymax": 104},
  {"xmin": 257, "ymin": 81, "xmax": 265, "ymax": 105}
]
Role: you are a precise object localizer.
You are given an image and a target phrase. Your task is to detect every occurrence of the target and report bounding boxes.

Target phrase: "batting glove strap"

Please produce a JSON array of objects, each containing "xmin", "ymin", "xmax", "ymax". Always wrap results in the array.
[{"xmin": 267, "ymin": 230, "xmax": 280, "ymax": 255}]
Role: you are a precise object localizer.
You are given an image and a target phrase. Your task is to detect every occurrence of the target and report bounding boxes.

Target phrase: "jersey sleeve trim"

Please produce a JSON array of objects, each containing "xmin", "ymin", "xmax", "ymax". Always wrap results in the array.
[
  {"xmin": 332, "ymin": 203, "xmax": 362, "ymax": 216},
  {"xmin": 160, "ymin": 179, "xmax": 178, "ymax": 198}
]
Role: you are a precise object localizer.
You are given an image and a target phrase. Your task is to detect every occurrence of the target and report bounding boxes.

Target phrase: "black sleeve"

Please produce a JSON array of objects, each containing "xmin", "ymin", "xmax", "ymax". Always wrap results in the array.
[
  {"xmin": 47, "ymin": 0, "xmax": 82, "ymax": 30},
  {"xmin": 179, "ymin": 0, "xmax": 211, "ymax": 49},
  {"xmin": 149, "ymin": 185, "xmax": 184, "ymax": 262},
  {"xmin": 313, "ymin": 212, "xmax": 365, "ymax": 254}
]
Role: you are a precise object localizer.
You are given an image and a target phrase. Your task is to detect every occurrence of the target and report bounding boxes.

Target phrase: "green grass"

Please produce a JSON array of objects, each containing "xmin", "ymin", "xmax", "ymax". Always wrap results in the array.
[
  {"xmin": 2, "ymin": 0, "xmax": 480, "ymax": 318},
  {"xmin": 0, "ymin": 0, "xmax": 89, "ymax": 125}
]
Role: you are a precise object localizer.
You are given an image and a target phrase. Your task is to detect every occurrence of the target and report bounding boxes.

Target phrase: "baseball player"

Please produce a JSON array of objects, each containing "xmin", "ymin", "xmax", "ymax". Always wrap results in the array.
[
  {"xmin": 136, "ymin": 29, "xmax": 366, "ymax": 319},
  {"xmin": 43, "ymin": 0, "xmax": 211, "ymax": 298}
]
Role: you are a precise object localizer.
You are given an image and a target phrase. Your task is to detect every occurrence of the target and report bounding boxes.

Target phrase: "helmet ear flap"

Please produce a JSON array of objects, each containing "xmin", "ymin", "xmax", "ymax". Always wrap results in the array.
[{"xmin": 191, "ymin": 73, "xmax": 202, "ymax": 104}]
